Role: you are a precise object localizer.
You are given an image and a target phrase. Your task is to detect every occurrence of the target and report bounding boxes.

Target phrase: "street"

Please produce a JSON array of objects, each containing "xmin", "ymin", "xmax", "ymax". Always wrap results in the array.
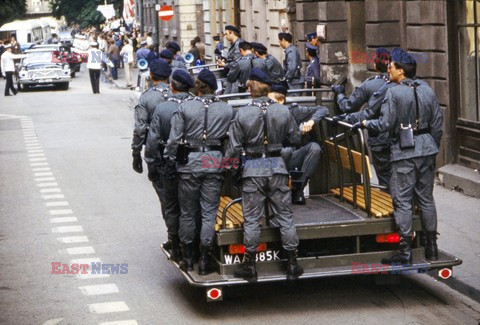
[{"xmin": 1, "ymin": 67, "xmax": 480, "ymax": 325}]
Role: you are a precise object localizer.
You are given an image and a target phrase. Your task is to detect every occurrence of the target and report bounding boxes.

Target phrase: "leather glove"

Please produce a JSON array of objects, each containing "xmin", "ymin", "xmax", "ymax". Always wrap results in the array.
[
  {"xmin": 351, "ymin": 121, "xmax": 366, "ymax": 132},
  {"xmin": 332, "ymin": 113, "xmax": 347, "ymax": 126},
  {"xmin": 132, "ymin": 153, "xmax": 143, "ymax": 174},
  {"xmin": 164, "ymin": 158, "xmax": 177, "ymax": 180},
  {"xmin": 331, "ymin": 84, "xmax": 345, "ymax": 95}
]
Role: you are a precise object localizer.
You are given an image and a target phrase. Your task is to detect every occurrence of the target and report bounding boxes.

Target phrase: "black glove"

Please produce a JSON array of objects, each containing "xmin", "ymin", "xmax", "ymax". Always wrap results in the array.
[
  {"xmin": 331, "ymin": 84, "xmax": 345, "ymax": 95},
  {"xmin": 164, "ymin": 158, "xmax": 177, "ymax": 180},
  {"xmin": 351, "ymin": 121, "xmax": 366, "ymax": 132},
  {"xmin": 332, "ymin": 113, "xmax": 347, "ymax": 126},
  {"xmin": 147, "ymin": 162, "xmax": 162, "ymax": 182},
  {"xmin": 132, "ymin": 153, "xmax": 143, "ymax": 174}
]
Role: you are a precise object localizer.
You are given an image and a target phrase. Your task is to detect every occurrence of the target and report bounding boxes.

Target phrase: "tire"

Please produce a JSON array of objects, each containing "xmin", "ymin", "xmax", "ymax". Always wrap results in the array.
[
  {"xmin": 61, "ymin": 82, "xmax": 69, "ymax": 90},
  {"xmin": 17, "ymin": 83, "xmax": 29, "ymax": 92},
  {"xmin": 70, "ymin": 71, "xmax": 76, "ymax": 78}
]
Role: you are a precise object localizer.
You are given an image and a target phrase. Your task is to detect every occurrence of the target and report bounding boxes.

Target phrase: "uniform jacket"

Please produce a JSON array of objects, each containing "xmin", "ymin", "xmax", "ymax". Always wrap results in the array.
[
  {"xmin": 305, "ymin": 57, "xmax": 321, "ymax": 84},
  {"xmin": 265, "ymin": 54, "xmax": 285, "ymax": 82},
  {"xmin": 337, "ymin": 73, "xmax": 388, "ymax": 113},
  {"xmin": 227, "ymin": 53, "xmax": 256, "ymax": 86},
  {"xmin": 283, "ymin": 45, "xmax": 304, "ymax": 85},
  {"xmin": 288, "ymin": 104, "xmax": 329, "ymax": 145},
  {"xmin": 225, "ymin": 38, "xmax": 243, "ymax": 73}
]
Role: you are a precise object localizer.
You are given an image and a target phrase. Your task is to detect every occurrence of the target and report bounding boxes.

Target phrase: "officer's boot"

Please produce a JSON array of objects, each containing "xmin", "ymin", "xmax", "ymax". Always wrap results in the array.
[
  {"xmin": 285, "ymin": 249, "xmax": 304, "ymax": 280},
  {"xmin": 425, "ymin": 231, "xmax": 439, "ymax": 261},
  {"xmin": 179, "ymin": 243, "xmax": 194, "ymax": 272},
  {"xmin": 381, "ymin": 235, "xmax": 413, "ymax": 265},
  {"xmin": 292, "ymin": 181, "xmax": 306, "ymax": 205},
  {"xmin": 233, "ymin": 251, "xmax": 257, "ymax": 283},
  {"xmin": 162, "ymin": 239, "xmax": 172, "ymax": 251},
  {"xmin": 198, "ymin": 245, "xmax": 216, "ymax": 275},
  {"xmin": 169, "ymin": 234, "xmax": 182, "ymax": 263}
]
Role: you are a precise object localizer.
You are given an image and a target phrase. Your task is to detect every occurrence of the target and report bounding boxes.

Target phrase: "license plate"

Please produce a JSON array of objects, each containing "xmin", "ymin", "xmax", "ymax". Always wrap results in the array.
[
  {"xmin": 41, "ymin": 79, "xmax": 53, "ymax": 83},
  {"xmin": 223, "ymin": 250, "xmax": 280, "ymax": 265}
]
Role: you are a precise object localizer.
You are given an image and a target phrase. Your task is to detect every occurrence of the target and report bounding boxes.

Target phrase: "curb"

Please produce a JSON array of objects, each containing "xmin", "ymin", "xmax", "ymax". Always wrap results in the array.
[{"xmin": 429, "ymin": 274, "xmax": 480, "ymax": 303}]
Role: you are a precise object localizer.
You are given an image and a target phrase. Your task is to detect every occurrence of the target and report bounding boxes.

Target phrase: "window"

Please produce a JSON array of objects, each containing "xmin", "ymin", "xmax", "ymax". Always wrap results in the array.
[{"xmin": 457, "ymin": 0, "xmax": 480, "ymax": 122}]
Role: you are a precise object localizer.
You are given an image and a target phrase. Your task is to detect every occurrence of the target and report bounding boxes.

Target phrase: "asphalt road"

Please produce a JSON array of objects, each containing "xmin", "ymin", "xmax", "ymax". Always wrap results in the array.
[{"xmin": 1, "ymin": 67, "xmax": 480, "ymax": 325}]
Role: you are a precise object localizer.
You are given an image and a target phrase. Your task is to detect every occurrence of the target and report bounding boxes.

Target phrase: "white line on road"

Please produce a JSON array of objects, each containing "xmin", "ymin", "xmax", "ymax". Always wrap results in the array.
[
  {"xmin": 25, "ymin": 141, "xmax": 40, "ymax": 144},
  {"xmin": 35, "ymin": 177, "xmax": 56, "ymax": 182},
  {"xmin": 41, "ymin": 318, "xmax": 64, "ymax": 325},
  {"xmin": 37, "ymin": 182, "xmax": 58, "ymax": 188},
  {"xmin": 49, "ymin": 209, "xmax": 73, "ymax": 215},
  {"xmin": 29, "ymin": 157, "xmax": 46, "ymax": 162},
  {"xmin": 88, "ymin": 301, "xmax": 129, "ymax": 314},
  {"xmin": 50, "ymin": 217, "xmax": 78, "ymax": 223},
  {"xmin": 45, "ymin": 201, "xmax": 69, "ymax": 207},
  {"xmin": 28, "ymin": 153, "xmax": 45, "ymax": 158},
  {"xmin": 40, "ymin": 188, "xmax": 61, "ymax": 193},
  {"xmin": 42, "ymin": 194, "xmax": 65, "ymax": 200},
  {"xmin": 78, "ymin": 272, "xmax": 110, "ymax": 279},
  {"xmin": 66, "ymin": 246, "xmax": 95, "ymax": 255},
  {"xmin": 52, "ymin": 225, "xmax": 83, "ymax": 233},
  {"xmin": 57, "ymin": 236, "xmax": 89, "ymax": 243},
  {"xmin": 99, "ymin": 321, "xmax": 138, "ymax": 325},
  {"xmin": 35, "ymin": 172, "xmax": 52, "ymax": 176},
  {"xmin": 30, "ymin": 162, "xmax": 49, "ymax": 167},
  {"xmin": 26, "ymin": 143, "xmax": 40, "ymax": 147},
  {"xmin": 79, "ymin": 283, "xmax": 119, "ymax": 296},
  {"xmin": 33, "ymin": 168, "xmax": 51, "ymax": 172},
  {"xmin": 28, "ymin": 149, "xmax": 44, "ymax": 153}
]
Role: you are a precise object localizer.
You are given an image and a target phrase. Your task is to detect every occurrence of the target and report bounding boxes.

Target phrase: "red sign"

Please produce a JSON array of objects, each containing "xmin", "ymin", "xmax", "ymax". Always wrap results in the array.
[{"xmin": 158, "ymin": 5, "xmax": 174, "ymax": 21}]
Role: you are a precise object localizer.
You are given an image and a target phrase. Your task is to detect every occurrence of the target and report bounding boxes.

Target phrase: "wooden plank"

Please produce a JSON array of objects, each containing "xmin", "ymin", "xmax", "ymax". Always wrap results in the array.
[
  {"xmin": 352, "ymin": 186, "xmax": 394, "ymax": 210},
  {"xmin": 331, "ymin": 188, "xmax": 384, "ymax": 217},
  {"xmin": 219, "ymin": 197, "xmax": 244, "ymax": 225},
  {"xmin": 343, "ymin": 187, "xmax": 392, "ymax": 216},
  {"xmin": 324, "ymin": 141, "xmax": 337, "ymax": 162}
]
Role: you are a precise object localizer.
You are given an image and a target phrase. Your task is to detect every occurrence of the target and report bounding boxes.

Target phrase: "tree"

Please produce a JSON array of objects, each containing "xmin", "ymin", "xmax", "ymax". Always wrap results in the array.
[
  {"xmin": 50, "ymin": 0, "xmax": 123, "ymax": 29},
  {"xmin": 0, "ymin": 0, "xmax": 27, "ymax": 27}
]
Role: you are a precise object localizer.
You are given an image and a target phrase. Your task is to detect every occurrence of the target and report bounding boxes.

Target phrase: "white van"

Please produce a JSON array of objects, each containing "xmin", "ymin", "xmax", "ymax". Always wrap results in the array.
[
  {"xmin": 38, "ymin": 19, "xmax": 51, "ymax": 41},
  {"xmin": 0, "ymin": 20, "xmax": 44, "ymax": 51}
]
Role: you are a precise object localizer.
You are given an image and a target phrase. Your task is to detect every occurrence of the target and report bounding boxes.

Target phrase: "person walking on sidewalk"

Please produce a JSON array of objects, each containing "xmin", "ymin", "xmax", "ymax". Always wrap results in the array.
[
  {"xmin": 87, "ymin": 42, "xmax": 105, "ymax": 94},
  {"xmin": 1, "ymin": 43, "xmax": 23, "ymax": 96},
  {"xmin": 122, "ymin": 39, "xmax": 134, "ymax": 89}
]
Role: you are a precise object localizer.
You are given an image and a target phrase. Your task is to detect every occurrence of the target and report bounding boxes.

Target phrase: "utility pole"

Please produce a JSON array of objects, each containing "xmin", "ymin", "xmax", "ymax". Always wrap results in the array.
[
  {"xmin": 139, "ymin": 0, "xmax": 144, "ymax": 34},
  {"xmin": 155, "ymin": 0, "xmax": 160, "ymax": 46}
]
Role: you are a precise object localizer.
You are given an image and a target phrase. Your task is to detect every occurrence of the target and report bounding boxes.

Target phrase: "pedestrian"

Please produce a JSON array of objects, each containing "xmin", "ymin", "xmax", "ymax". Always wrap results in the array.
[
  {"xmin": 353, "ymin": 48, "xmax": 443, "ymax": 264},
  {"xmin": 86, "ymin": 42, "xmax": 105, "ymax": 94},
  {"xmin": 146, "ymin": 44, "xmax": 158, "ymax": 66},
  {"xmin": 187, "ymin": 39, "xmax": 200, "ymax": 65},
  {"xmin": 227, "ymin": 41, "xmax": 256, "ymax": 93},
  {"xmin": 1, "ymin": 43, "xmax": 23, "ymax": 96},
  {"xmin": 278, "ymin": 32, "xmax": 304, "ymax": 92},
  {"xmin": 107, "ymin": 38, "xmax": 120, "ymax": 80},
  {"xmin": 212, "ymin": 35, "xmax": 224, "ymax": 60},
  {"xmin": 251, "ymin": 42, "xmax": 285, "ymax": 83},
  {"xmin": 194, "ymin": 36, "xmax": 205, "ymax": 64},
  {"xmin": 305, "ymin": 43, "xmax": 321, "ymax": 93},
  {"xmin": 216, "ymin": 25, "xmax": 243, "ymax": 94},
  {"xmin": 225, "ymin": 68, "xmax": 303, "ymax": 282},
  {"xmin": 144, "ymin": 69, "xmax": 194, "ymax": 262},
  {"xmin": 164, "ymin": 69, "xmax": 234, "ymax": 275},
  {"xmin": 146, "ymin": 32, "xmax": 153, "ymax": 46},
  {"xmin": 0, "ymin": 40, "xmax": 5, "ymax": 78},
  {"xmin": 10, "ymin": 35, "xmax": 21, "ymax": 54},
  {"xmin": 121, "ymin": 39, "xmax": 134, "ymax": 89}
]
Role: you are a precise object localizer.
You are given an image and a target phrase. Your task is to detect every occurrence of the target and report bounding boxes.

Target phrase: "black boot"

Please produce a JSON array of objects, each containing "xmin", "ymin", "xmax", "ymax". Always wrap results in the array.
[
  {"xmin": 162, "ymin": 239, "xmax": 172, "ymax": 251},
  {"xmin": 169, "ymin": 234, "xmax": 182, "ymax": 263},
  {"xmin": 233, "ymin": 251, "xmax": 257, "ymax": 283},
  {"xmin": 285, "ymin": 249, "xmax": 304, "ymax": 280},
  {"xmin": 179, "ymin": 243, "xmax": 194, "ymax": 272},
  {"xmin": 425, "ymin": 231, "xmax": 438, "ymax": 261},
  {"xmin": 292, "ymin": 181, "xmax": 306, "ymax": 205},
  {"xmin": 381, "ymin": 236, "xmax": 412, "ymax": 265},
  {"xmin": 198, "ymin": 245, "xmax": 216, "ymax": 275}
]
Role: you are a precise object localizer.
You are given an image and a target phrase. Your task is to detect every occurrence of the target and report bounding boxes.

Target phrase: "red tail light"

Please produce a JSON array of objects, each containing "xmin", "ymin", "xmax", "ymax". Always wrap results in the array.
[
  {"xmin": 228, "ymin": 243, "xmax": 267, "ymax": 255},
  {"xmin": 376, "ymin": 233, "xmax": 401, "ymax": 243}
]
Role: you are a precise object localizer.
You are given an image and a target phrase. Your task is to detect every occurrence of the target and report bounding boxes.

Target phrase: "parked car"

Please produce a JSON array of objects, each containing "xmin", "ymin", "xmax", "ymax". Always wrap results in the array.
[{"xmin": 31, "ymin": 43, "xmax": 81, "ymax": 77}]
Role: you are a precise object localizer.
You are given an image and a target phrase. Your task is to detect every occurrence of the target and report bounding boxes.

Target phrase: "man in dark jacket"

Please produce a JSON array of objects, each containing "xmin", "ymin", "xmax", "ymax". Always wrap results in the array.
[
  {"xmin": 279, "ymin": 32, "xmax": 304, "ymax": 91},
  {"xmin": 216, "ymin": 25, "xmax": 243, "ymax": 94}
]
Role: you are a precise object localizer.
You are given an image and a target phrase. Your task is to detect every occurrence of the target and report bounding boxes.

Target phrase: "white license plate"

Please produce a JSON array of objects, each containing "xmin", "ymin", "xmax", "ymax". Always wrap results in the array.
[
  {"xmin": 224, "ymin": 250, "xmax": 280, "ymax": 265},
  {"xmin": 41, "ymin": 79, "xmax": 53, "ymax": 83}
]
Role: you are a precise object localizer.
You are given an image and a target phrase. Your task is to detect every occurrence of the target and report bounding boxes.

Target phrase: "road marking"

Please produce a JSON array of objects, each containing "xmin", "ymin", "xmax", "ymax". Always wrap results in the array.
[
  {"xmin": 46, "ymin": 201, "xmax": 69, "ymax": 207},
  {"xmin": 99, "ymin": 321, "xmax": 138, "ymax": 325},
  {"xmin": 33, "ymin": 168, "xmax": 51, "ymax": 172},
  {"xmin": 30, "ymin": 162, "xmax": 48, "ymax": 167},
  {"xmin": 28, "ymin": 149, "xmax": 44, "ymax": 153},
  {"xmin": 49, "ymin": 209, "xmax": 73, "ymax": 215},
  {"xmin": 30, "ymin": 157, "xmax": 47, "ymax": 162},
  {"xmin": 42, "ymin": 194, "xmax": 65, "ymax": 200},
  {"xmin": 66, "ymin": 246, "xmax": 95, "ymax": 255},
  {"xmin": 70, "ymin": 257, "xmax": 110, "ymax": 279},
  {"xmin": 24, "ymin": 136, "xmax": 38, "ymax": 140},
  {"xmin": 78, "ymin": 272, "xmax": 110, "ymax": 279},
  {"xmin": 40, "ymin": 188, "xmax": 61, "ymax": 193},
  {"xmin": 25, "ymin": 141, "xmax": 40, "ymax": 145},
  {"xmin": 51, "ymin": 225, "xmax": 83, "ymax": 233},
  {"xmin": 41, "ymin": 318, "xmax": 63, "ymax": 325},
  {"xmin": 29, "ymin": 153, "xmax": 45, "ymax": 158},
  {"xmin": 50, "ymin": 217, "xmax": 78, "ymax": 223},
  {"xmin": 88, "ymin": 301, "xmax": 129, "ymax": 314},
  {"xmin": 35, "ymin": 177, "xmax": 56, "ymax": 182},
  {"xmin": 26, "ymin": 143, "xmax": 41, "ymax": 147},
  {"xmin": 57, "ymin": 236, "xmax": 89, "ymax": 243},
  {"xmin": 37, "ymin": 182, "xmax": 58, "ymax": 188},
  {"xmin": 35, "ymin": 172, "xmax": 53, "ymax": 176},
  {"xmin": 79, "ymin": 283, "xmax": 119, "ymax": 296}
]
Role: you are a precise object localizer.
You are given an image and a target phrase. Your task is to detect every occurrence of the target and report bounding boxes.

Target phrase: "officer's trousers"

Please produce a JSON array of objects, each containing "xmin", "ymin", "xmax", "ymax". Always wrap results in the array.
[
  {"xmin": 242, "ymin": 175, "xmax": 299, "ymax": 253},
  {"xmin": 178, "ymin": 173, "xmax": 223, "ymax": 246},
  {"xmin": 151, "ymin": 174, "xmax": 181, "ymax": 237},
  {"xmin": 389, "ymin": 155, "xmax": 437, "ymax": 237},
  {"xmin": 371, "ymin": 146, "xmax": 391, "ymax": 189},
  {"xmin": 282, "ymin": 142, "xmax": 322, "ymax": 184}
]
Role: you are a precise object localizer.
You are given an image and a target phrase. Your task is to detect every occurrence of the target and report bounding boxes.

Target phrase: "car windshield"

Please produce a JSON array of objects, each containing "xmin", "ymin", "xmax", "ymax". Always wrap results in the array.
[{"xmin": 24, "ymin": 51, "xmax": 54, "ymax": 64}]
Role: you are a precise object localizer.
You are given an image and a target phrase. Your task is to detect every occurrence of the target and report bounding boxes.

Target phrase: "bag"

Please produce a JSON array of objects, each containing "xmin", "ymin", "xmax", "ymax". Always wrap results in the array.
[
  {"xmin": 176, "ymin": 142, "xmax": 190, "ymax": 165},
  {"xmin": 399, "ymin": 123, "xmax": 415, "ymax": 149}
]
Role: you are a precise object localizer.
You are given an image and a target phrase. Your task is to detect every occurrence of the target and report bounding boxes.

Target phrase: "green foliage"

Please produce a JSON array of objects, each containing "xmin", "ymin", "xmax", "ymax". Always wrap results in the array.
[{"xmin": 0, "ymin": 0, "xmax": 27, "ymax": 27}]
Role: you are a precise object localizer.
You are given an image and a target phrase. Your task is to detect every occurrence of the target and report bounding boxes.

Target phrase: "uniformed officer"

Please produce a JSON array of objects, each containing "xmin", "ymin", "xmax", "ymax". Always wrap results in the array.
[
  {"xmin": 269, "ymin": 82, "xmax": 329, "ymax": 204},
  {"xmin": 144, "ymin": 70, "xmax": 194, "ymax": 262},
  {"xmin": 227, "ymin": 41, "xmax": 256, "ymax": 93},
  {"xmin": 251, "ymin": 42, "xmax": 285, "ymax": 83},
  {"xmin": 332, "ymin": 48, "xmax": 390, "ymax": 113},
  {"xmin": 131, "ymin": 58, "xmax": 172, "ymax": 243},
  {"xmin": 216, "ymin": 25, "xmax": 243, "ymax": 94},
  {"xmin": 334, "ymin": 48, "xmax": 393, "ymax": 188},
  {"xmin": 159, "ymin": 49, "xmax": 173, "ymax": 64},
  {"xmin": 305, "ymin": 44, "xmax": 321, "ymax": 94},
  {"xmin": 354, "ymin": 48, "xmax": 443, "ymax": 264},
  {"xmin": 278, "ymin": 32, "xmax": 304, "ymax": 92},
  {"xmin": 226, "ymin": 68, "xmax": 303, "ymax": 282},
  {"xmin": 212, "ymin": 35, "xmax": 224, "ymax": 60},
  {"xmin": 164, "ymin": 69, "xmax": 234, "ymax": 274},
  {"xmin": 166, "ymin": 41, "xmax": 188, "ymax": 72}
]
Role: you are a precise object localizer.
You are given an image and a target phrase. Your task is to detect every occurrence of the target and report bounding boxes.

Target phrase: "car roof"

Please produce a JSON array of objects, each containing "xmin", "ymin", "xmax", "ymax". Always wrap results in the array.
[{"xmin": 24, "ymin": 48, "xmax": 57, "ymax": 53}]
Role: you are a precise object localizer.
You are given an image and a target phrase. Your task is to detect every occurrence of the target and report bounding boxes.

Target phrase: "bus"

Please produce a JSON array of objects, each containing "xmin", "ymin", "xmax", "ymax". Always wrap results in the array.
[{"xmin": 0, "ymin": 20, "xmax": 44, "ymax": 51}]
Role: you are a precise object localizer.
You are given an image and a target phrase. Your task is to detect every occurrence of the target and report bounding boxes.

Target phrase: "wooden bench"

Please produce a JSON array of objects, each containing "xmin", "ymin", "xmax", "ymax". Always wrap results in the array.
[
  {"xmin": 215, "ymin": 196, "xmax": 244, "ymax": 231},
  {"xmin": 324, "ymin": 140, "xmax": 393, "ymax": 218}
]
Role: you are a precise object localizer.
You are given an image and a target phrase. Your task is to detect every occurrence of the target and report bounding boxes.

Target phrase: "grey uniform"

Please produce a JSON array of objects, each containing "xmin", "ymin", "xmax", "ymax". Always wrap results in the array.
[
  {"xmin": 252, "ymin": 56, "xmax": 269, "ymax": 76},
  {"xmin": 338, "ymin": 74, "xmax": 388, "ymax": 113},
  {"xmin": 282, "ymin": 105, "xmax": 329, "ymax": 184},
  {"xmin": 172, "ymin": 55, "xmax": 188, "ymax": 72},
  {"xmin": 225, "ymin": 97, "xmax": 301, "ymax": 253},
  {"xmin": 305, "ymin": 57, "xmax": 321, "ymax": 89},
  {"xmin": 366, "ymin": 78, "xmax": 443, "ymax": 237},
  {"xmin": 144, "ymin": 92, "xmax": 191, "ymax": 237},
  {"xmin": 227, "ymin": 53, "xmax": 256, "ymax": 92},
  {"xmin": 224, "ymin": 38, "xmax": 243, "ymax": 94},
  {"xmin": 283, "ymin": 45, "xmax": 304, "ymax": 90},
  {"xmin": 345, "ymin": 81, "xmax": 396, "ymax": 188},
  {"xmin": 265, "ymin": 54, "xmax": 285, "ymax": 82},
  {"xmin": 165, "ymin": 95, "xmax": 234, "ymax": 246}
]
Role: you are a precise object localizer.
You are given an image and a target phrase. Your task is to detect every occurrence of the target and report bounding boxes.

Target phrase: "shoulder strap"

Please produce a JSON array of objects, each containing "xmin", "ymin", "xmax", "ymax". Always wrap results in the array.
[
  {"xmin": 402, "ymin": 81, "xmax": 421, "ymax": 129},
  {"xmin": 252, "ymin": 100, "xmax": 275, "ymax": 153},
  {"xmin": 195, "ymin": 96, "xmax": 219, "ymax": 143},
  {"xmin": 153, "ymin": 86, "xmax": 170, "ymax": 99}
]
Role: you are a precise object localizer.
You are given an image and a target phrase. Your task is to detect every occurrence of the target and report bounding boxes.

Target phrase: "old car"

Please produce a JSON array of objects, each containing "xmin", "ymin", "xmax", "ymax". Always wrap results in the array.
[{"xmin": 16, "ymin": 48, "xmax": 71, "ymax": 90}]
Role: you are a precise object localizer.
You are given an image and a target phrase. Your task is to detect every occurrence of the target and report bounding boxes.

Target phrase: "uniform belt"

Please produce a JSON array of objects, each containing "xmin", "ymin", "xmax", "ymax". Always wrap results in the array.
[
  {"xmin": 188, "ymin": 145, "xmax": 222, "ymax": 153},
  {"xmin": 246, "ymin": 151, "xmax": 282, "ymax": 159},
  {"xmin": 414, "ymin": 128, "xmax": 431, "ymax": 135}
]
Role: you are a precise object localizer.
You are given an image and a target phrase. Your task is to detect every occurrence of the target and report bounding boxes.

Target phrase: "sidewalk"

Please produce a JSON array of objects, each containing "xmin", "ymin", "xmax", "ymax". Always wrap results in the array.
[{"xmin": 434, "ymin": 183, "xmax": 480, "ymax": 302}]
